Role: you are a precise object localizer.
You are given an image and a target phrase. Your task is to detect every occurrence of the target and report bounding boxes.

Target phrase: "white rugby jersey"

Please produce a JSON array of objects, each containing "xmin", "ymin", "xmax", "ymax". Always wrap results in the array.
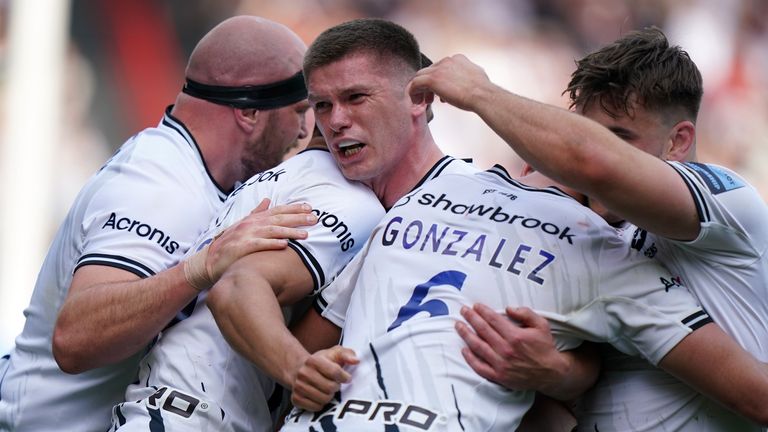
[
  {"xmin": 282, "ymin": 167, "xmax": 710, "ymax": 432},
  {"xmin": 0, "ymin": 108, "xmax": 227, "ymax": 432},
  {"xmin": 576, "ymin": 161, "xmax": 768, "ymax": 431},
  {"xmin": 111, "ymin": 148, "xmax": 384, "ymax": 432},
  {"xmin": 312, "ymin": 155, "xmax": 479, "ymax": 315}
]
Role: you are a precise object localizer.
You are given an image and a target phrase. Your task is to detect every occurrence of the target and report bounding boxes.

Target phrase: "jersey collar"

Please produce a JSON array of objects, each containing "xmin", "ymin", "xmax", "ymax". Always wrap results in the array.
[{"xmin": 161, "ymin": 105, "xmax": 229, "ymax": 201}]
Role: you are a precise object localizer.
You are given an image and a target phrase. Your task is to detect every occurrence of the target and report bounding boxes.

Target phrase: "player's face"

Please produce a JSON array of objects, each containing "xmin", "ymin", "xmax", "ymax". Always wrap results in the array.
[
  {"xmin": 241, "ymin": 99, "xmax": 310, "ymax": 178},
  {"xmin": 307, "ymin": 52, "xmax": 415, "ymax": 186},
  {"xmin": 577, "ymin": 100, "xmax": 675, "ymax": 160},
  {"xmin": 578, "ymin": 98, "xmax": 679, "ymax": 223}
]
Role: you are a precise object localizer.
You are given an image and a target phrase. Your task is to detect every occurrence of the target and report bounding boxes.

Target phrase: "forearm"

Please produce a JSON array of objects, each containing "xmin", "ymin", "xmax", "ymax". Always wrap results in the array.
[
  {"xmin": 53, "ymin": 264, "xmax": 198, "ymax": 372},
  {"xmin": 536, "ymin": 343, "xmax": 600, "ymax": 401},
  {"xmin": 659, "ymin": 323, "xmax": 768, "ymax": 424},
  {"xmin": 470, "ymin": 84, "xmax": 614, "ymax": 191},
  {"xmin": 291, "ymin": 307, "xmax": 342, "ymax": 354},
  {"xmin": 469, "ymin": 79, "xmax": 699, "ymax": 238},
  {"xmin": 208, "ymin": 262, "xmax": 310, "ymax": 388}
]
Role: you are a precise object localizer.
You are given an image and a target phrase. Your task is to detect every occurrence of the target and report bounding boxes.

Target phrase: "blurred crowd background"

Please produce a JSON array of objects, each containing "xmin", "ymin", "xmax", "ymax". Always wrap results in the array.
[{"xmin": 1, "ymin": 0, "xmax": 766, "ymax": 350}]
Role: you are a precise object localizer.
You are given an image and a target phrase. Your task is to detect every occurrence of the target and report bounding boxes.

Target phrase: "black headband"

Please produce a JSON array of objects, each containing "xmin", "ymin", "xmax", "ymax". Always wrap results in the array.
[{"xmin": 182, "ymin": 71, "xmax": 307, "ymax": 110}]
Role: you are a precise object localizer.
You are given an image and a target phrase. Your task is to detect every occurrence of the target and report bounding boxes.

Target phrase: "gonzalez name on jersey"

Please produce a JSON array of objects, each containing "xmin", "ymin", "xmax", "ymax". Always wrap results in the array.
[{"xmin": 283, "ymin": 166, "xmax": 710, "ymax": 431}]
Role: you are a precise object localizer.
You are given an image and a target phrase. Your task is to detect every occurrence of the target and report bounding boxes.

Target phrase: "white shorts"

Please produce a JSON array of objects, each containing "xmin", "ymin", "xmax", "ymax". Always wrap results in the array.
[{"xmin": 110, "ymin": 385, "xmax": 232, "ymax": 432}]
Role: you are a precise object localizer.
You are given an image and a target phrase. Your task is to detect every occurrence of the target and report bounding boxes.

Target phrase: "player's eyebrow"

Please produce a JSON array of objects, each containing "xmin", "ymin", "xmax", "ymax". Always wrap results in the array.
[{"xmin": 607, "ymin": 125, "xmax": 638, "ymax": 140}]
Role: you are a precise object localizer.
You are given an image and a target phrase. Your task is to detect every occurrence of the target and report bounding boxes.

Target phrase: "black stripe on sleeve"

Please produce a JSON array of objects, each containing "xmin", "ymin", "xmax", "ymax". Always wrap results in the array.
[
  {"xmin": 669, "ymin": 162, "xmax": 710, "ymax": 223},
  {"xmin": 287, "ymin": 240, "xmax": 325, "ymax": 293},
  {"xmin": 682, "ymin": 309, "xmax": 713, "ymax": 331},
  {"xmin": 76, "ymin": 253, "xmax": 156, "ymax": 278},
  {"xmin": 313, "ymin": 292, "xmax": 329, "ymax": 314}
]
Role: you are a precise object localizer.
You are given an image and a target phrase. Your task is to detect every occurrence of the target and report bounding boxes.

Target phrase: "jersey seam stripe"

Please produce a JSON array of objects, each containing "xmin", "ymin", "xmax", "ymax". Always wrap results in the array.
[
  {"xmin": 162, "ymin": 109, "xmax": 229, "ymax": 201},
  {"xmin": 451, "ymin": 384, "xmax": 466, "ymax": 431},
  {"xmin": 287, "ymin": 240, "xmax": 325, "ymax": 291},
  {"xmin": 670, "ymin": 162, "xmax": 709, "ymax": 223},
  {"xmin": 76, "ymin": 253, "xmax": 155, "ymax": 278},
  {"xmin": 486, "ymin": 165, "xmax": 575, "ymax": 199},
  {"xmin": 369, "ymin": 343, "xmax": 389, "ymax": 399}
]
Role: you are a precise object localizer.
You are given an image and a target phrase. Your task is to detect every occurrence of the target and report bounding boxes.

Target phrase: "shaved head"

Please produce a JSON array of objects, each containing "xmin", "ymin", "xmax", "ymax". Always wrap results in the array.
[{"xmin": 186, "ymin": 16, "xmax": 306, "ymax": 86}]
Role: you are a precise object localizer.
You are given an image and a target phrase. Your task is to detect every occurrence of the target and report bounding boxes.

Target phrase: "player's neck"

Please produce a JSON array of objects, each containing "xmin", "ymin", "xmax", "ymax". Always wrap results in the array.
[{"xmin": 369, "ymin": 143, "xmax": 444, "ymax": 209}]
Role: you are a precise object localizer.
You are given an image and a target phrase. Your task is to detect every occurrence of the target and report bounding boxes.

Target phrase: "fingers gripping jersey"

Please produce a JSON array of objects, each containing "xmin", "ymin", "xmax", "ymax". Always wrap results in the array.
[
  {"xmin": 283, "ymin": 167, "xmax": 708, "ymax": 432},
  {"xmin": 0, "ymin": 109, "xmax": 228, "ymax": 432},
  {"xmin": 576, "ymin": 162, "xmax": 768, "ymax": 432},
  {"xmin": 111, "ymin": 149, "xmax": 384, "ymax": 432}
]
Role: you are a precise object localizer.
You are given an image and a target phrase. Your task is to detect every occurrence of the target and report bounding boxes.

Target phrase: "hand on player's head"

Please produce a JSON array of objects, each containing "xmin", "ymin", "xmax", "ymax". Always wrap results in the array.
[{"xmin": 409, "ymin": 54, "xmax": 491, "ymax": 112}]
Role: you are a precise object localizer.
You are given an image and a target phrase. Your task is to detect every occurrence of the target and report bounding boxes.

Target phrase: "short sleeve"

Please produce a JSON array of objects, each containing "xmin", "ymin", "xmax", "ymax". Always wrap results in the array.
[
  {"xmin": 669, "ymin": 161, "xmax": 768, "ymax": 260},
  {"xmin": 312, "ymin": 246, "xmax": 369, "ymax": 328},
  {"xmin": 77, "ymin": 153, "xmax": 217, "ymax": 277},
  {"xmin": 590, "ymin": 231, "xmax": 712, "ymax": 365}
]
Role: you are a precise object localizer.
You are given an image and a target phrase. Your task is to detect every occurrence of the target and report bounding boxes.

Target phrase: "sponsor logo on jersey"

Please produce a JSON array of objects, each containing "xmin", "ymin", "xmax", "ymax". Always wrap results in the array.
[
  {"xmin": 685, "ymin": 162, "xmax": 744, "ymax": 194},
  {"xmin": 416, "ymin": 192, "xmax": 575, "ymax": 244},
  {"xmin": 234, "ymin": 168, "xmax": 287, "ymax": 194},
  {"xmin": 225, "ymin": 168, "xmax": 288, "ymax": 204},
  {"xmin": 286, "ymin": 398, "xmax": 442, "ymax": 430},
  {"xmin": 144, "ymin": 386, "xmax": 210, "ymax": 419},
  {"xmin": 630, "ymin": 228, "xmax": 657, "ymax": 258},
  {"xmin": 102, "ymin": 212, "xmax": 180, "ymax": 254},
  {"xmin": 312, "ymin": 208, "xmax": 356, "ymax": 251}
]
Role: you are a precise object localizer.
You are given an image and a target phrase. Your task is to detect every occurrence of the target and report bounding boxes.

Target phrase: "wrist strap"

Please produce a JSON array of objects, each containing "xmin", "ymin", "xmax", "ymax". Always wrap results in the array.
[{"xmin": 183, "ymin": 248, "xmax": 212, "ymax": 292}]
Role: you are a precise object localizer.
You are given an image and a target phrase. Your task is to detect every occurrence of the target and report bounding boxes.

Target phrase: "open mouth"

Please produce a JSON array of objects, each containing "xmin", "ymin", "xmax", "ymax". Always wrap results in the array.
[{"xmin": 338, "ymin": 140, "xmax": 365, "ymax": 157}]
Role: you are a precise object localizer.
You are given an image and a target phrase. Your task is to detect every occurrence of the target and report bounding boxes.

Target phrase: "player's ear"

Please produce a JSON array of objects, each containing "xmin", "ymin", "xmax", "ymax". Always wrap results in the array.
[
  {"xmin": 410, "ymin": 88, "xmax": 434, "ymax": 121},
  {"xmin": 520, "ymin": 163, "xmax": 535, "ymax": 177},
  {"xmin": 233, "ymin": 108, "xmax": 262, "ymax": 132},
  {"xmin": 665, "ymin": 120, "xmax": 695, "ymax": 162}
]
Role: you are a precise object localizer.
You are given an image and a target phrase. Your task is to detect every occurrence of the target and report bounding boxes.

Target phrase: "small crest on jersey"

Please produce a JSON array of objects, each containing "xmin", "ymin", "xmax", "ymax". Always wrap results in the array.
[
  {"xmin": 685, "ymin": 162, "xmax": 744, "ymax": 195},
  {"xmin": 482, "ymin": 188, "xmax": 518, "ymax": 201}
]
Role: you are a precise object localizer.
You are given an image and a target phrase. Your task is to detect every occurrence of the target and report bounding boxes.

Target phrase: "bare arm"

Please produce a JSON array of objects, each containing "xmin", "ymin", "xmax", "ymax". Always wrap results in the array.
[
  {"xmin": 659, "ymin": 322, "xmax": 768, "ymax": 425},
  {"xmin": 53, "ymin": 265, "xmax": 193, "ymax": 373},
  {"xmin": 291, "ymin": 306, "xmax": 343, "ymax": 355},
  {"xmin": 53, "ymin": 201, "xmax": 315, "ymax": 373},
  {"xmin": 207, "ymin": 248, "xmax": 316, "ymax": 388},
  {"xmin": 209, "ymin": 246, "xmax": 346, "ymax": 392},
  {"xmin": 410, "ymin": 55, "xmax": 700, "ymax": 240},
  {"xmin": 456, "ymin": 304, "xmax": 600, "ymax": 401},
  {"xmin": 516, "ymin": 393, "xmax": 577, "ymax": 432}
]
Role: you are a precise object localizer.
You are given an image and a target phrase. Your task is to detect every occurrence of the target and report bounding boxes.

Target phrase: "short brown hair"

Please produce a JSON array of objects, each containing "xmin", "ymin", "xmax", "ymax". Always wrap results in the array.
[
  {"xmin": 565, "ymin": 27, "xmax": 703, "ymax": 122},
  {"xmin": 303, "ymin": 18, "xmax": 422, "ymax": 79}
]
